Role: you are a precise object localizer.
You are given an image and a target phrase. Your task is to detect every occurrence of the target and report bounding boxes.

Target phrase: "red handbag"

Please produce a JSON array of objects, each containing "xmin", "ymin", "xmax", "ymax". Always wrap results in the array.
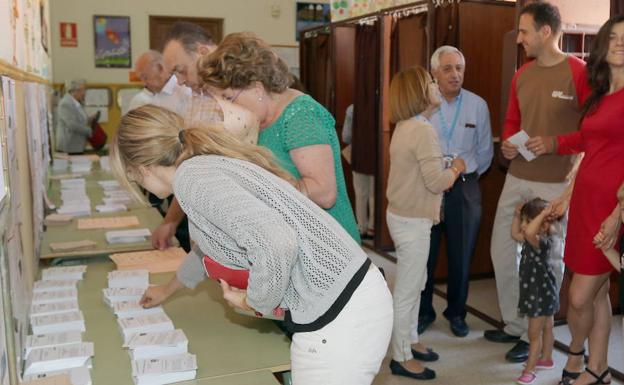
[
  {"xmin": 202, "ymin": 255, "xmax": 249, "ymax": 289},
  {"xmin": 89, "ymin": 122, "xmax": 107, "ymax": 150}
]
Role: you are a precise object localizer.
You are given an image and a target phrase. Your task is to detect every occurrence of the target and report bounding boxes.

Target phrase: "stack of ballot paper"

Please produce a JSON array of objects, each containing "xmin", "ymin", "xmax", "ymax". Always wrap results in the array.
[
  {"xmin": 22, "ymin": 366, "xmax": 92, "ymax": 385},
  {"xmin": 77, "ymin": 216, "xmax": 140, "ymax": 230},
  {"xmin": 95, "ymin": 203, "xmax": 127, "ymax": 213},
  {"xmin": 31, "ymin": 301, "xmax": 80, "ymax": 319},
  {"xmin": 44, "ymin": 214, "xmax": 74, "ymax": 226},
  {"xmin": 69, "ymin": 158, "xmax": 93, "ymax": 173},
  {"xmin": 110, "ymin": 248, "xmax": 187, "ymax": 274},
  {"xmin": 99, "ymin": 156, "xmax": 110, "ymax": 171},
  {"xmin": 57, "ymin": 179, "xmax": 91, "ymax": 217},
  {"xmin": 52, "ymin": 159, "xmax": 69, "ymax": 172},
  {"xmin": 124, "ymin": 330, "xmax": 188, "ymax": 360},
  {"xmin": 97, "ymin": 180, "xmax": 120, "ymax": 189},
  {"xmin": 117, "ymin": 313, "xmax": 175, "ymax": 343},
  {"xmin": 113, "ymin": 301, "xmax": 164, "ymax": 319},
  {"xmin": 102, "ymin": 287, "xmax": 146, "ymax": 307},
  {"xmin": 24, "ymin": 342, "xmax": 94, "ymax": 376},
  {"xmin": 108, "ymin": 269, "xmax": 149, "ymax": 288},
  {"xmin": 32, "ymin": 289, "xmax": 78, "ymax": 304},
  {"xmin": 41, "ymin": 266, "xmax": 87, "ymax": 281},
  {"xmin": 105, "ymin": 229, "xmax": 151, "ymax": 244},
  {"xmin": 31, "ymin": 311, "xmax": 86, "ymax": 335},
  {"xmin": 24, "ymin": 331, "xmax": 83, "ymax": 358},
  {"xmin": 131, "ymin": 353, "xmax": 197, "ymax": 385},
  {"xmin": 34, "ymin": 280, "xmax": 78, "ymax": 293}
]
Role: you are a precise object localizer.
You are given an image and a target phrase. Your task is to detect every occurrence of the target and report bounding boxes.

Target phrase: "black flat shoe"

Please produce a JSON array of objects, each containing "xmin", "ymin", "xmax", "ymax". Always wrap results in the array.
[
  {"xmin": 449, "ymin": 317, "xmax": 469, "ymax": 337},
  {"xmin": 411, "ymin": 347, "xmax": 439, "ymax": 362},
  {"xmin": 483, "ymin": 329, "xmax": 521, "ymax": 343},
  {"xmin": 389, "ymin": 360, "xmax": 436, "ymax": 380},
  {"xmin": 417, "ymin": 313, "xmax": 436, "ymax": 335},
  {"xmin": 505, "ymin": 341, "xmax": 530, "ymax": 363}
]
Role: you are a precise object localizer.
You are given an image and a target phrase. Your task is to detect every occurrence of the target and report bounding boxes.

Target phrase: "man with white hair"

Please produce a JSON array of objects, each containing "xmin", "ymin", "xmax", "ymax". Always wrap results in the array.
[
  {"xmin": 418, "ymin": 45, "xmax": 493, "ymax": 339},
  {"xmin": 127, "ymin": 50, "xmax": 172, "ymax": 113},
  {"xmin": 56, "ymin": 79, "xmax": 97, "ymax": 154}
]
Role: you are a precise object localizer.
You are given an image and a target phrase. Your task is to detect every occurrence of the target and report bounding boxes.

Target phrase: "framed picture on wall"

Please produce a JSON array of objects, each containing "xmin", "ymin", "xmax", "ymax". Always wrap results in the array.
[
  {"xmin": 296, "ymin": 2, "xmax": 331, "ymax": 41},
  {"xmin": 93, "ymin": 15, "xmax": 131, "ymax": 68}
]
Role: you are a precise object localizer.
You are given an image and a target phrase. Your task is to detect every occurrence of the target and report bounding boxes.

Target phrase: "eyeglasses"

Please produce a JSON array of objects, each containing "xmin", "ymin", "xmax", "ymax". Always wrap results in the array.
[{"xmin": 224, "ymin": 89, "xmax": 244, "ymax": 103}]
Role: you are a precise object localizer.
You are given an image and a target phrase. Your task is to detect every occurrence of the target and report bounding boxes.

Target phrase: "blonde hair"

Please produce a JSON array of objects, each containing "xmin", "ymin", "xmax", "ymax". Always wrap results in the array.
[
  {"xmin": 389, "ymin": 65, "xmax": 431, "ymax": 123},
  {"xmin": 198, "ymin": 32, "xmax": 292, "ymax": 93},
  {"xmin": 110, "ymin": 105, "xmax": 294, "ymax": 202},
  {"xmin": 618, "ymin": 182, "xmax": 624, "ymax": 204}
]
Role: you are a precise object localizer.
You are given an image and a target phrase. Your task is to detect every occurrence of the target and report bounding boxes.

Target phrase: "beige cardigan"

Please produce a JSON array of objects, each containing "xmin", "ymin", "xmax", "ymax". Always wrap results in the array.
[{"xmin": 386, "ymin": 116, "xmax": 455, "ymax": 223}]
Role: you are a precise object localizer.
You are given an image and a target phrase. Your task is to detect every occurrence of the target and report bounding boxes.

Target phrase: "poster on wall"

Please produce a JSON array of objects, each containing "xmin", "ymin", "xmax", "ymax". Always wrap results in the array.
[
  {"xmin": 296, "ymin": 2, "xmax": 330, "ymax": 41},
  {"xmin": 93, "ymin": 15, "xmax": 131, "ymax": 68}
]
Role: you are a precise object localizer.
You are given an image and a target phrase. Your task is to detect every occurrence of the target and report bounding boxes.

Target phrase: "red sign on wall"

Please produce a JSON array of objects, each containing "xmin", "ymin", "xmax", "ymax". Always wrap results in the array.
[{"xmin": 60, "ymin": 22, "xmax": 78, "ymax": 47}]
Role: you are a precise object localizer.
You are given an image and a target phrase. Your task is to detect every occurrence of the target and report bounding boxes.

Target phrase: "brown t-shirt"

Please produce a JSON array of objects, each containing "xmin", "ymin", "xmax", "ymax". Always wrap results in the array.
[{"xmin": 502, "ymin": 56, "xmax": 590, "ymax": 183}]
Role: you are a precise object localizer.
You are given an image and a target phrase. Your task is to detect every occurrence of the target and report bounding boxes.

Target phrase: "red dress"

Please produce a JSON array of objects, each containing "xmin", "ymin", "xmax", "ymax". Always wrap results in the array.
[{"xmin": 557, "ymin": 88, "xmax": 624, "ymax": 275}]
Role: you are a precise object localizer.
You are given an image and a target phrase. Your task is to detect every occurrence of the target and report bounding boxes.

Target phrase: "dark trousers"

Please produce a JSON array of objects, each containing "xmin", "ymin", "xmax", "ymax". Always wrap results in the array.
[
  {"xmin": 149, "ymin": 193, "xmax": 191, "ymax": 252},
  {"xmin": 419, "ymin": 172, "xmax": 482, "ymax": 320}
]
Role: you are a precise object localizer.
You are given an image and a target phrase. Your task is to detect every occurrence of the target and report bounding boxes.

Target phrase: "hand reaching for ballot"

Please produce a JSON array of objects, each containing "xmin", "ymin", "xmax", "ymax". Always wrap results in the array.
[
  {"xmin": 140, "ymin": 277, "xmax": 183, "ymax": 308},
  {"xmin": 151, "ymin": 222, "xmax": 177, "ymax": 250}
]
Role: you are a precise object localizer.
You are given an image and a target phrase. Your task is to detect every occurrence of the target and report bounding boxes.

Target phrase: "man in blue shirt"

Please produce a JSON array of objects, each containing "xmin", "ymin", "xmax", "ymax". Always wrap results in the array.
[{"xmin": 418, "ymin": 46, "xmax": 494, "ymax": 339}]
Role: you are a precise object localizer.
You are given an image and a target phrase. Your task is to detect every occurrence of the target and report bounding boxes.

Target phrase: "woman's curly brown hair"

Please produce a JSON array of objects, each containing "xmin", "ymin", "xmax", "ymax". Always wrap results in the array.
[{"xmin": 198, "ymin": 32, "xmax": 292, "ymax": 93}]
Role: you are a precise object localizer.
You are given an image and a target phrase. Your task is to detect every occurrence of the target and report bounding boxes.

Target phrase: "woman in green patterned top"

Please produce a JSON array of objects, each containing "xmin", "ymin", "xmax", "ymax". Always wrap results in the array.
[{"xmin": 199, "ymin": 32, "xmax": 360, "ymax": 243}]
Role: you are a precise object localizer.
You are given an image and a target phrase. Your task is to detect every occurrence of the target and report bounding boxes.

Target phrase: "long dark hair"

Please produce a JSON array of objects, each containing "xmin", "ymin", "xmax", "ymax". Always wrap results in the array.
[{"xmin": 583, "ymin": 15, "xmax": 624, "ymax": 116}]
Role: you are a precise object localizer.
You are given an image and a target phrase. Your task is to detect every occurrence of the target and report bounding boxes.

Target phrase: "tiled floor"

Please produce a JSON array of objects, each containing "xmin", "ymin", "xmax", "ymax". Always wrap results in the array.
[{"xmin": 365, "ymin": 248, "xmax": 624, "ymax": 385}]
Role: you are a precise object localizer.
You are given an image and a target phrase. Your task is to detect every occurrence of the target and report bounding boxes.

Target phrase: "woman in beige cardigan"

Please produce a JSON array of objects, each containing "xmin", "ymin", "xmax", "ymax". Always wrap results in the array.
[{"xmin": 386, "ymin": 66, "xmax": 466, "ymax": 380}]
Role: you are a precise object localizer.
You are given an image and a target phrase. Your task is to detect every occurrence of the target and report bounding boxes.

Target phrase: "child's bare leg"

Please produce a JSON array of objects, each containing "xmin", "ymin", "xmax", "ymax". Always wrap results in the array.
[
  {"xmin": 525, "ymin": 316, "xmax": 546, "ymax": 371},
  {"xmin": 541, "ymin": 315, "xmax": 554, "ymax": 361}
]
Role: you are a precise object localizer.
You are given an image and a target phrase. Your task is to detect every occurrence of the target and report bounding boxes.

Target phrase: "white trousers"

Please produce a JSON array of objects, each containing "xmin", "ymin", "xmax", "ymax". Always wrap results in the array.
[
  {"xmin": 352, "ymin": 172, "xmax": 375, "ymax": 234},
  {"xmin": 490, "ymin": 173, "xmax": 567, "ymax": 338},
  {"xmin": 386, "ymin": 211, "xmax": 433, "ymax": 361},
  {"xmin": 290, "ymin": 265, "xmax": 393, "ymax": 385}
]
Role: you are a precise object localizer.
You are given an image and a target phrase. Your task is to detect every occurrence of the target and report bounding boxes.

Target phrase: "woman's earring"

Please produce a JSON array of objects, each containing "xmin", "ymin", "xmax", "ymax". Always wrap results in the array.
[{"xmin": 258, "ymin": 96, "xmax": 263, "ymax": 102}]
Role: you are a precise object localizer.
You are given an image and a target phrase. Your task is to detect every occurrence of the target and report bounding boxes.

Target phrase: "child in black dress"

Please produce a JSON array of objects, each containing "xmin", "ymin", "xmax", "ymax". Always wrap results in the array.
[{"xmin": 511, "ymin": 198, "xmax": 558, "ymax": 385}]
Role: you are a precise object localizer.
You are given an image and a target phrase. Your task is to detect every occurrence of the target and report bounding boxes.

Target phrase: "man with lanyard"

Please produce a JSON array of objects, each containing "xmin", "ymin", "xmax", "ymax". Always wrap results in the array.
[{"xmin": 418, "ymin": 46, "xmax": 493, "ymax": 338}]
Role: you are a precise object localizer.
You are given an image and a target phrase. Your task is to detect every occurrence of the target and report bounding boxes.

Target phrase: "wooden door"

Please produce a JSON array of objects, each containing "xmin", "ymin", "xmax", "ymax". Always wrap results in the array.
[{"xmin": 149, "ymin": 16, "xmax": 223, "ymax": 51}]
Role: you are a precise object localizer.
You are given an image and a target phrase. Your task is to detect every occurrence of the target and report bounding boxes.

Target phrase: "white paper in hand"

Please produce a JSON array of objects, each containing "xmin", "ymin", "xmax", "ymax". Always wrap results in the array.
[{"xmin": 507, "ymin": 130, "xmax": 536, "ymax": 161}]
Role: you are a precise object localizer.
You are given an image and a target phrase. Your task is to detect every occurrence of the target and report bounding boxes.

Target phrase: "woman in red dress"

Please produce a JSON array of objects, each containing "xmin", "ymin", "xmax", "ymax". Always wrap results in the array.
[{"xmin": 527, "ymin": 15, "xmax": 624, "ymax": 385}]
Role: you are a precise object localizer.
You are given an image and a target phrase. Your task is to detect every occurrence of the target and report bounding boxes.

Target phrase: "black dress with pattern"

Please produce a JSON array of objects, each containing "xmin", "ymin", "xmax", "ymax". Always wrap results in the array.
[{"xmin": 518, "ymin": 236, "xmax": 559, "ymax": 317}]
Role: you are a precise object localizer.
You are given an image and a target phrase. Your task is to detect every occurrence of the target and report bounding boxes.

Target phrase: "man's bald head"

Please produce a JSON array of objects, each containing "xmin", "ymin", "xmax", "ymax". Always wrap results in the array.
[{"xmin": 134, "ymin": 50, "xmax": 170, "ymax": 93}]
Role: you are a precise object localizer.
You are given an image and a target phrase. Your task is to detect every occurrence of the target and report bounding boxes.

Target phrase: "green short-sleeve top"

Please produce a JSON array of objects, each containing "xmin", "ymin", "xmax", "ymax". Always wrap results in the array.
[{"xmin": 258, "ymin": 95, "xmax": 361, "ymax": 243}]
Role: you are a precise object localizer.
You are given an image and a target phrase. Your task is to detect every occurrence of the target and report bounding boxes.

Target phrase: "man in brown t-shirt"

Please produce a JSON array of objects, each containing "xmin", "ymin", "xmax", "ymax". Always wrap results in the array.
[{"xmin": 484, "ymin": 2, "xmax": 590, "ymax": 362}]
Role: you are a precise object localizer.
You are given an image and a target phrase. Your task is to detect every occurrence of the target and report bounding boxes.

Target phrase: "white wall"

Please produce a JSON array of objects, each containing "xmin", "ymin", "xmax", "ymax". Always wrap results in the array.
[
  {"xmin": 552, "ymin": 0, "xmax": 610, "ymax": 27},
  {"xmin": 50, "ymin": 0, "xmax": 326, "ymax": 84}
]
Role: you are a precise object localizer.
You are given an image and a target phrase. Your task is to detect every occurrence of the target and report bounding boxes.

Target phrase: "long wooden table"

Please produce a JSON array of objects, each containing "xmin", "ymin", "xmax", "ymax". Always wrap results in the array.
[{"xmin": 79, "ymin": 260, "xmax": 291, "ymax": 385}]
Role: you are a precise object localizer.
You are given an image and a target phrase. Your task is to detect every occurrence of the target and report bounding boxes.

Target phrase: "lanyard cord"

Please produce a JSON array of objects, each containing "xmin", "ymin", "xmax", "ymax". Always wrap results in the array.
[{"xmin": 438, "ymin": 92, "xmax": 463, "ymax": 154}]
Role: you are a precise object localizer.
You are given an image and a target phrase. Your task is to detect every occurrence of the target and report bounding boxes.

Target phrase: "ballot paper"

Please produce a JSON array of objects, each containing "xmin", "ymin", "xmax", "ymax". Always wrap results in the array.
[
  {"xmin": 113, "ymin": 301, "xmax": 164, "ymax": 319},
  {"xmin": 106, "ymin": 228, "xmax": 151, "ymax": 244},
  {"xmin": 131, "ymin": 353, "xmax": 197, "ymax": 385},
  {"xmin": 49, "ymin": 173, "xmax": 84, "ymax": 181},
  {"xmin": 506, "ymin": 130, "xmax": 537, "ymax": 162},
  {"xmin": 32, "ymin": 289, "xmax": 78, "ymax": 305},
  {"xmin": 56, "ymin": 204, "xmax": 92, "ymax": 217},
  {"xmin": 108, "ymin": 270, "xmax": 149, "ymax": 289},
  {"xmin": 24, "ymin": 331, "xmax": 83, "ymax": 358},
  {"xmin": 20, "ymin": 373, "xmax": 73, "ymax": 385},
  {"xmin": 23, "ymin": 366, "xmax": 92, "ymax": 385},
  {"xmin": 24, "ymin": 342, "xmax": 94, "ymax": 376},
  {"xmin": 95, "ymin": 204, "xmax": 127, "ymax": 213},
  {"xmin": 44, "ymin": 214, "xmax": 74, "ymax": 226},
  {"xmin": 42, "ymin": 266, "xmax": 87, "ymax": 281},
  {"xmin": 30, "ymin": 301, "xmax": 80, "ymax": 319},
  {"xmin": 59, "ymin": 178, "xmax": 86, "ymax": 187},
  {"xmin": 77, "ymin": 216, "xmax": 140, "ymax": 230},
  {"xmin": 34, "ymin": 280, "xmax": 79, "ymax": 293},
  {"xmin": 125, "ymin": 330, "xmax": 188, "ymax": 360},
  {"xmin": 102, "ymin": 196, "xmax": 134, "ymax": 205},
  {"xmin": 109, "ymin": 248, "xmax": 187, "ymax": 274},
  {"xmin": 99, "ymin": 156, "xmax": 110, "ymax": 171},
  {"xmin": 49, "ymin": 241, "xmax": 97, "ymax": 253},
  {"xmin": 97, "ymin": 180, "xmax": 120, "ymax": 189},
  {"xmin": 52, "ymin": 159, "xmax": 69, "ymax": 172},
  {"xmin": 117, "ymin": 313, "xmax": 174, "ymax": 343},
  {"xmin": 31, "ymin": 312, "xmax": 86, "ymax": 335},
  {"xmin": 102, "ymin": 287, "xmax": 146, "ymax": 307}
]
